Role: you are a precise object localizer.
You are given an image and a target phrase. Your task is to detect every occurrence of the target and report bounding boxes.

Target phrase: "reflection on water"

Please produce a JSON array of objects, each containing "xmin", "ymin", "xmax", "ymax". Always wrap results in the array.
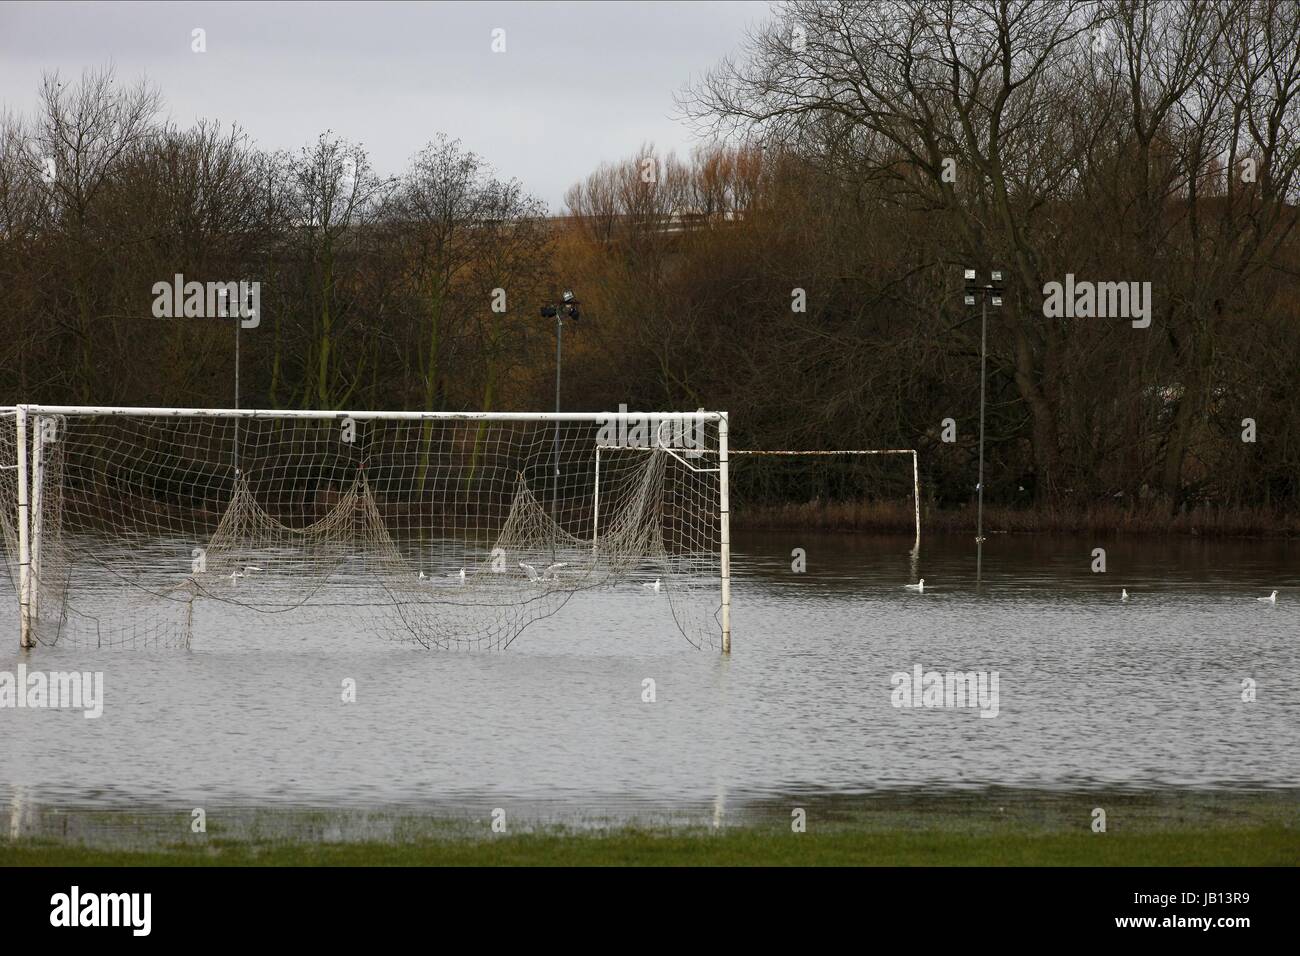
[{"xmin": 0, "ymin": 531, "xmax": 1296, "ymax": 821}]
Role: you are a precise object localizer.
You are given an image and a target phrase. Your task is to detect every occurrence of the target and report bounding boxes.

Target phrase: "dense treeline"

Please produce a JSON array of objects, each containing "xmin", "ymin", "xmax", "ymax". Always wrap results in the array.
[{"xmin": 1, "ymin": 1, "xmax": 1299, "ymax": 527}]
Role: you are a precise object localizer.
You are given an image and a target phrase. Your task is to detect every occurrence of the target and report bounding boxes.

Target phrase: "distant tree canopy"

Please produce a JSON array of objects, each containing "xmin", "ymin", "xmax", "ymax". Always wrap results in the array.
[
  {"xmin": 2, "ymin": 0, "xmax": 1299, "ymax": 516},
  {"xmin": 0, "ymin": 72, "xmax": 555, "ymax": 418},
  {"xmin": 670, "ymin": 0, "xmax": 1300, "ymax": 509}
]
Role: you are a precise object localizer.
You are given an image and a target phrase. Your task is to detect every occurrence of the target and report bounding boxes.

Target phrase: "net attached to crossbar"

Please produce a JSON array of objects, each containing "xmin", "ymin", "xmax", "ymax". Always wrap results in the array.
[{"xmin": 0, "ymin": 409, "xmax": 725, "ymax": 651}]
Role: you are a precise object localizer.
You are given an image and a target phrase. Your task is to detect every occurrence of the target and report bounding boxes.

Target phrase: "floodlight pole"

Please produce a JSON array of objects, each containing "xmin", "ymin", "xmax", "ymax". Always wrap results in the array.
[
  {"xmin": 546, "ymin": 293, "xmax": 577, "ymax": 534},
  {"xmin": 219, "ymin": 287, "xmax": 243, "ymax": 476},
  {"xmin": 553, "ymin": 309, "xmax": 562, "ymax": 528},
  {"xmin": 963, "ymin": 269, "xmax": 1004, "ymax": 588}
]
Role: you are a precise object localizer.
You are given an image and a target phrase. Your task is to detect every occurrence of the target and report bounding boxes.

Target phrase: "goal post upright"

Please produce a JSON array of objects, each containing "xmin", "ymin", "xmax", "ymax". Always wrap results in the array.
[
  {"xmin": 719, "ymin": 412, "xmax": 731, "ymax": 655},
  {"xmin": 15, "ymin": 404, "xmax": 32, "ymax": 649},
  {"xmin": 30, "ymin": 410, "xmax": 44, "ymax": 631},
  {"xmin": 591, "ymin": 445, "xmax": 600, "ymax": 552},
  {"xmin": 911, "ymin": 449, "xmax": 921, "ymax": 554}
]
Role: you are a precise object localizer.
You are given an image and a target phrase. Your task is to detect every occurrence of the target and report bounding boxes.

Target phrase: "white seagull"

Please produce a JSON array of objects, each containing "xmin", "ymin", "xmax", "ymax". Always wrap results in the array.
[
  {"xmin": 519, "ymin": 562, "xmax": 540, "ymax": 582},
  {"xmin": 418, "ymin": 570, "xmax": 427, "ymax": 581},
  {"xmin": 643, "ymin": 579, "xmax": 661, "ymax": 592},
  {"xmin": 904, "ymin": 579, "xmax": 925, "ymax": 593},
  {"xmin": 1121, "ymin": 588, "xmax": 1129, "ymax": 601},
  {"xmin": 543, "ymin": 563, "xmax": 567, "ymax": 582},
  {"xmin": 456, "ymin": 568, "xmax": 466, "ymax": 584},
  {"xmin": 1258, "ymin": 590, "xmax": 1277, "ymax": 604}
]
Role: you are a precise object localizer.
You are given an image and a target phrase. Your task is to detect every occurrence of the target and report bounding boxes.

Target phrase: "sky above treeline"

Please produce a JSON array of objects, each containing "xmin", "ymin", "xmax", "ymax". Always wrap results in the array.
[{"xmin": 0, "ymin": 0, "xmax": 772, "ymax": 210}]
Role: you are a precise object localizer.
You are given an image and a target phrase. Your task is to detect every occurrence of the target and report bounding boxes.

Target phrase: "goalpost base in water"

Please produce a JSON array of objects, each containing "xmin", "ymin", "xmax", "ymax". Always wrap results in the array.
[{"xmin": 1, "ymin": 406, "xmax": 730, "ymax": 654}]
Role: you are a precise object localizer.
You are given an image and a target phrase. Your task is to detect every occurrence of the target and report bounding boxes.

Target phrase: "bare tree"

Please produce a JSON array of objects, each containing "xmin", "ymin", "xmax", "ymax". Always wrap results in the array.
[{"xmin": 31, "ymin": 65, "xmax": 162, "ymax": 401}]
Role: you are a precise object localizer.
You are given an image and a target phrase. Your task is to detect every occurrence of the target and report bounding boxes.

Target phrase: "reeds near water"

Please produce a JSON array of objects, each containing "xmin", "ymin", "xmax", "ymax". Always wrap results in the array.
[{"xmin": 731, "ymin": 499, "xmax": 1300, "ymax": 537}]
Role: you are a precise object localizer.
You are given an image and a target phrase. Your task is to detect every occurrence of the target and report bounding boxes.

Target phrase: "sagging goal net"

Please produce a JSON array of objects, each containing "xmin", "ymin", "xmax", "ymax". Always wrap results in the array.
[{"xmin": 0, "ymin": 407, "xmax": 728, "ymax": 651}]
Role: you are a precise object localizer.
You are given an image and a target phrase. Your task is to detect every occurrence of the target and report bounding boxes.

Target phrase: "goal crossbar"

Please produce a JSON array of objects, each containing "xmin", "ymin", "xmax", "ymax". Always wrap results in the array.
[{"xmin": 15, "ymin": 405, "xmax": 722, "ymax": 422}]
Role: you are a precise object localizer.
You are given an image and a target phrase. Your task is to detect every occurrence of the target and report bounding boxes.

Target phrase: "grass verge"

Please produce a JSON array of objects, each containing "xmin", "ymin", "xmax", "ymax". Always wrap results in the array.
[
  {"xmin": 3, "ymin": 789, "xmax": 1296, "ymax": 866},
  {"xmin": 1, "ymin": 826, "xmax": 1298, "ymax": 866}
]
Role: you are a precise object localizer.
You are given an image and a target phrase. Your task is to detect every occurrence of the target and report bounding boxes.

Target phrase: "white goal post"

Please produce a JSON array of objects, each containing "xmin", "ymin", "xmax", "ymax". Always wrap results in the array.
[{"xmin": 0, "ymin": 405, "xmax": 731, "ymax": 653}]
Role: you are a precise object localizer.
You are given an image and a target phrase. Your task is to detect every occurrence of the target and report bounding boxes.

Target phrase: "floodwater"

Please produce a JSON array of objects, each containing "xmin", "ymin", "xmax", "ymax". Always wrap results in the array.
[{"xmin": 0, "ymin": 531, "xmax": 1297, "ymax": 828}]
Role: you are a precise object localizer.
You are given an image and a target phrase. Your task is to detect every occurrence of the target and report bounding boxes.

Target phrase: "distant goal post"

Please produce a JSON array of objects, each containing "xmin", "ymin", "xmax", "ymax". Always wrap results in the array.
[
  {"xmin": 595, "ymin": 445, "xmax": 919, "ymax": 552},
  {"xmin": 0, "ymin": 405, "xmax": 732, "ymax": 653}
]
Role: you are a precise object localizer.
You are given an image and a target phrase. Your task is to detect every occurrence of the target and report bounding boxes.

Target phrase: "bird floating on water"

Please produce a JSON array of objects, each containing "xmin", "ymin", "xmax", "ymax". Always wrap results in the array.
[
  {"xmin": 418, "ymin": 570, "xmax": 427, "ymax": 581},
  {"xmin": 643, "ymin": 579, "xmax": 661, "ymax": 592},
  {"xmin": 1121, "ymin": 588, "xmax": 1129, "ymax": 601},
  {"xmin": 451, "ymin": 568, "xmax": 466, "ymax": 584},
  {"xmin": 1258, "ymin": 590, "xmax": 1277, "ymax": 604},
  {"xmin": 904, "ymin": 579, "xmax": 925, "ymax": 593}
]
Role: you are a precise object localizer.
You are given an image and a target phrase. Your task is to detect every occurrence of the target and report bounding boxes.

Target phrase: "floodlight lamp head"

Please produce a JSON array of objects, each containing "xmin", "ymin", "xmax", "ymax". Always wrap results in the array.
[
  {"xmin": 991, "ymin": 295, "xmax": 1003, "ymax": 307},
  {"xmin": 562, "ymin": 290, "xmax": 575, "ymax": 305},
  {"xmin": 964, "ymin": 294, "xmax": 977, "ymax": 306},
  {"xmin": 964, "ymin": 269, "xmax": 977, "ymax": 282},
  {"xmin": 990, "ymin": 270, "xmax": 1004, "ymax": 283}
]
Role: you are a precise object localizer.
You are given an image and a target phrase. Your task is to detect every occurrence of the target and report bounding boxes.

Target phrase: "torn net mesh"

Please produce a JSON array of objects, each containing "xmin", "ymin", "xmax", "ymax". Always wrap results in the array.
[{"xmin": 0, "ymin": 412, "xmax": 723, "ymax": 650}]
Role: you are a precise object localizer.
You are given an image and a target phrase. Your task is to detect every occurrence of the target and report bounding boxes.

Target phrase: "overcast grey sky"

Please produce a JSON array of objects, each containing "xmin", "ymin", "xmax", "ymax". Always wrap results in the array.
[{"xmin": 0, "ymin": 0, "xmax": 773, "ymax": 209}]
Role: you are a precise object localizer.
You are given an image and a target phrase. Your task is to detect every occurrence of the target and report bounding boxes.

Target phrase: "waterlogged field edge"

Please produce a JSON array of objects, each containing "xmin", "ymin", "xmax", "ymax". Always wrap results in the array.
[{"xmin": 2, "ymin": 788, "xmax": 1296, "ymax": 865}]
